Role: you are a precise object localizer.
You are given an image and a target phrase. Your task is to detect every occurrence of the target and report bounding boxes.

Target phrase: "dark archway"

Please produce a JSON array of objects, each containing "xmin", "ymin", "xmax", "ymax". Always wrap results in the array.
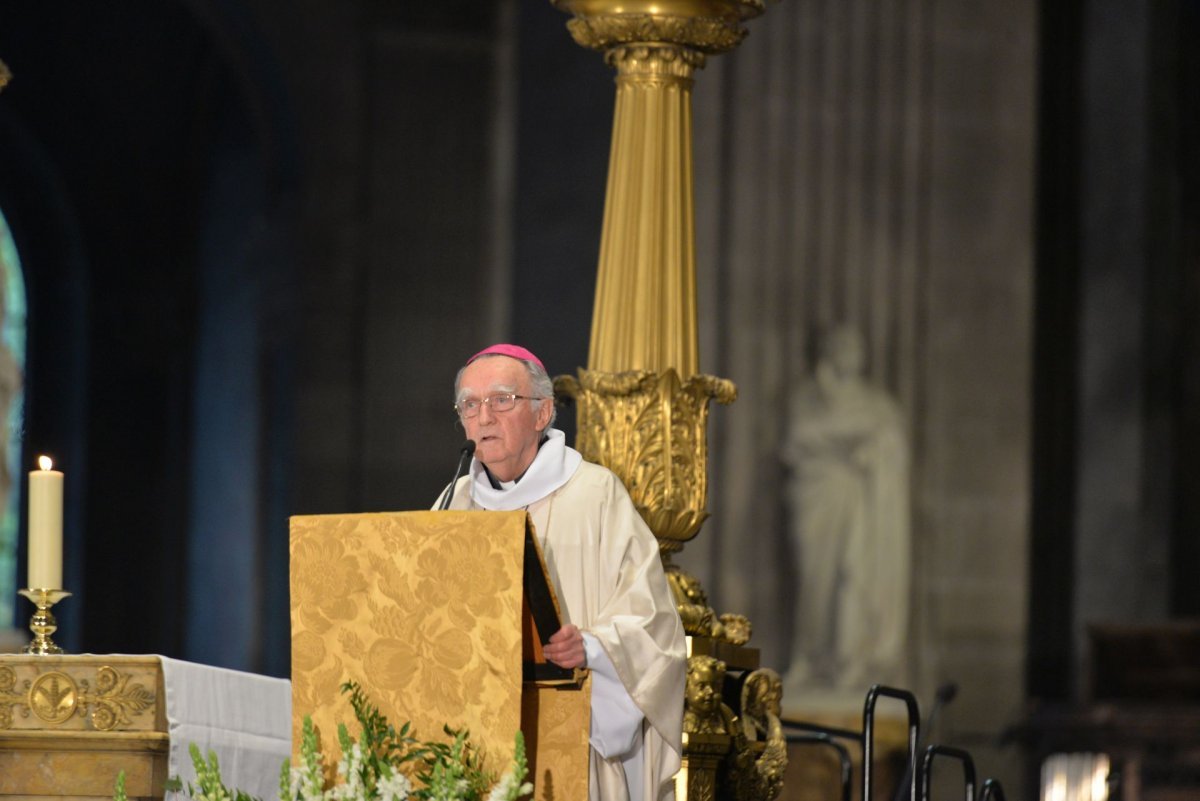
[{"xmin": 0, "ymin": 1, "xmax": 299, "ymax": 671}]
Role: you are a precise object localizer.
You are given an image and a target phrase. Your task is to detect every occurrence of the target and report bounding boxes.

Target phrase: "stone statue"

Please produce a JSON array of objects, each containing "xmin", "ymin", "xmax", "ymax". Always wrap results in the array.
[{"xmin": 782, "ymin": 325, "xmax": 910, "ymax": 696}]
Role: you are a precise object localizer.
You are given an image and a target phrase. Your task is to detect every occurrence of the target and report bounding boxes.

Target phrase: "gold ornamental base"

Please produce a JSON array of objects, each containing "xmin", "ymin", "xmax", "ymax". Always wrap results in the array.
[{"xmin": 18, "ymin": 589, "xmax": 71, "ymax": 655}]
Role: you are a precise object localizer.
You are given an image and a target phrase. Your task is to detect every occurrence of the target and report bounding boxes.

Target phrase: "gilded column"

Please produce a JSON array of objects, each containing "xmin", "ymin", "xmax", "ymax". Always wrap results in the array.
[
  {"xmin": 587, "ymin": 39, "xmax": 701, "ymax": 376},
  {"xmin": 558, "ymin": 1, "xmax": 760, "ymax": 377},
  {"xmin": 550, "ymin": 4, "xmax": 783, "ymax": 800},
  {"xmin": 553, "ymin": 0, "xmax": 760, "ymax": 556}
]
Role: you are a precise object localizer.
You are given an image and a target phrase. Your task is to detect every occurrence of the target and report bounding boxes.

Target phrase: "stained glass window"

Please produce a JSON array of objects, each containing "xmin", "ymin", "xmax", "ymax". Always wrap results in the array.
[{"xmin": 0, "ymin": 211, "xmax": 26, "ymax": 626}]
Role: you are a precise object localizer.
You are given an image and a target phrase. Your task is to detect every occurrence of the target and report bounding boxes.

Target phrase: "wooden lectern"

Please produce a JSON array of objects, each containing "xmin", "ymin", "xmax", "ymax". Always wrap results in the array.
[{"xmin": 290, "ymin": 510, "xmax": 590, "ymax": 800}]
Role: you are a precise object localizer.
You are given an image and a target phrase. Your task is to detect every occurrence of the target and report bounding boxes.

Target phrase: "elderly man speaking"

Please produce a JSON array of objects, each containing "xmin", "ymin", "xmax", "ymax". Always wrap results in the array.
[{"xmin": 437, "ymin": 343, "xmax": 686, "ymax": 801}]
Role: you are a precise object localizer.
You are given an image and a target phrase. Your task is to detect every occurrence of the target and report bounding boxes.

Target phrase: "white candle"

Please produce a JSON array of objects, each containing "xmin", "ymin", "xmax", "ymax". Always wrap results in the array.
[{"xmin": 28, "ymin": 456, "xmax": 64, "ymax": 589}]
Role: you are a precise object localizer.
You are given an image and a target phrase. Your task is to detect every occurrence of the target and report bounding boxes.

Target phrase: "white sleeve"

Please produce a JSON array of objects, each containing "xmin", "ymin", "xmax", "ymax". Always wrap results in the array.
[{"xmin": 583, "ymin": 632, "xmax": 645, "ymax": 759}]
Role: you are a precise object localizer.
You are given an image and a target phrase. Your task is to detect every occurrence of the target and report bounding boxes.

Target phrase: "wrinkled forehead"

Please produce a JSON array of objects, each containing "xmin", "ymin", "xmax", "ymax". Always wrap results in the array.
[{"xmin": 456, "ymin": 355, "xmax": 528, "ymax": 398}]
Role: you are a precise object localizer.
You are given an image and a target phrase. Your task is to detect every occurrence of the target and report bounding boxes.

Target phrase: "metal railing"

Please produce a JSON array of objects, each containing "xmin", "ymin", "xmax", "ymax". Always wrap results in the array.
[{"xmin": 780, "ymin": 684, "xmax": 1007, "ymax": 801}]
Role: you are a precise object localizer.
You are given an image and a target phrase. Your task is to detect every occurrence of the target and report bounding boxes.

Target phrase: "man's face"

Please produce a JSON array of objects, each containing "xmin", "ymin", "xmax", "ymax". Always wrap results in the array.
[{"xmin": 457, "ymin": 356, "xmax": 551, "ymax": 482}]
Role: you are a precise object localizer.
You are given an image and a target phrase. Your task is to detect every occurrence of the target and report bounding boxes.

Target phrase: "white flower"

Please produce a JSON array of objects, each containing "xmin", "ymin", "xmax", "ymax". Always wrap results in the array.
[
  {"xmin": 377, "ymin": 767, "xmax": 413, "ymax": 801},
  {"xmin": 427, "ymin": 777, "xmax": 470, "ymax": 801},
  {"xmin": 333, "ymin": 743, "xmax": 366, "ymax": 797},
  {"xmin": 154, "ymin": 691, "xmax": 532, "ymax": 801},
  {"xmin": 485, "ymin": 769, "xmax": 533, "ymax": 801},
  {"xmin": 326, "ymin": 784, "xmax": 358, "ymax": 801},
  {"xmin": 486, "ymin": 773, "xmax": 512, "ymax": 801},
  {"xmin": 292, "ymin": 763, "xmax": 326, "ymax": 801}
]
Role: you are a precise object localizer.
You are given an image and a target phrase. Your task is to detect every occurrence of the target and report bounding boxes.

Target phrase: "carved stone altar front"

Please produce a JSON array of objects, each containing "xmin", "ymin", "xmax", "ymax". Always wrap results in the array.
[{"xmin": 0, "ymin": 654, "xmax": 166, "ymax": 800}]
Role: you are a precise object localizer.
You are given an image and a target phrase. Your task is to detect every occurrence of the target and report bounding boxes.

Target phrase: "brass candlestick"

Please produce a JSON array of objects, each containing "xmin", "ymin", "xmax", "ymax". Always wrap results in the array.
[{"xmin": 18, "ymin": 588, "xmax": 71, "ymax": 655}]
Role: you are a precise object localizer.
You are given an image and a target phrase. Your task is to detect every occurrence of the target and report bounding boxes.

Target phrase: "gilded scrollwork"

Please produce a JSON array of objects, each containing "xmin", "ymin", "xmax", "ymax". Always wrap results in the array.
[
  {"xmin": 0, "ymin": 666, "xmax": 26, "ymax": 728},
  {"xmin": 682, "ymin": 664, "xmax": 789, "ymax": 801},
  {"xmin": 666, "ymin": 564, "xmax": 753, "ymax": 645},
  {"xmin": 687, "ymin": 765, "xmax": 718, "ymax": 801},
  {"xmin": 552, "ymin": 0, "xmax": 766, "ymax": 56},
  {"xmin": 80, "ymin": 665, "xmax": 156, "ymax": 731},
  {"xmin": 555, "ymin": 368, "xmax": 736, "ymax": 552},
  {"xmin": 608, "ymin": 43, "xmax": 703, "ymax": 77},
  {"xmin": 562, "ymin": 13, "xmax": 751, "ymax": 57},
  {"xmin": 0, "ymin": 662, "xmax": 156, "ymax": 731},
  {"xmin": 718, "ymin": 614, "xmax": 752, "ymax": 647},
  {"xmin": 739, "ymin": 669, "xmax": 783, "ymax": 741},
  {"xmin": 725, "ymin": 669, "xmax": 787, "ymax": 801}
]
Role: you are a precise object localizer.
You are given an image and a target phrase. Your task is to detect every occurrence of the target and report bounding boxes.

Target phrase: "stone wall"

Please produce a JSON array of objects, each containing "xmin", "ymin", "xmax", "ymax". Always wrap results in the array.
[{"xmin": 681, "ymin": 0, "xmax": 1037, "ymax": 791}]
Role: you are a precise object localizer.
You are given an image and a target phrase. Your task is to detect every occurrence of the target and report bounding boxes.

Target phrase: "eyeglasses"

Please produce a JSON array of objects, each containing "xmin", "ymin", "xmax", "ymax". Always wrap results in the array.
[{"xmin": 455, "ymin": 393, "xmax": 545, "ymax": 419}]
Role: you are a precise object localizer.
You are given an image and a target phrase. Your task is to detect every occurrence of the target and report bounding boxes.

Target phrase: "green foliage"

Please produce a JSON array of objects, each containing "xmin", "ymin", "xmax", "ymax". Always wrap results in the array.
[
  {"xmin": 134, "ymin": 679, "xmax": 530, "ymax": 801},
  {"xmin": 113, "ymin": 770, "xmax": 128, "ymax": 801},
  {"xmin": 184, "ymin": 742, "xmax": 261, "ymax": 801},
  {"xmin": 411, "ymin": 724, "xmax": 495, "ymax": 801},
  {"xmin": 341, "ymin": 681, "xmax": 423, "ymax": 773}
]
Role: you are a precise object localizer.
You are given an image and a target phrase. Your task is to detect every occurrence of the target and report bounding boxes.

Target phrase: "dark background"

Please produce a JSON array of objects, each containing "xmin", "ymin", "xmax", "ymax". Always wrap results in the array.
[{"xmin": 0, "ymin": 0, "xmax": 610, "ymax": 672}]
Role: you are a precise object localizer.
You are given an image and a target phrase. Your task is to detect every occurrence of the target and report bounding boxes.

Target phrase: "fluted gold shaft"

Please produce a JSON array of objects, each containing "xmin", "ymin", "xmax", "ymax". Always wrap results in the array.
[
  {"xmin": 551, "ymin": 4, "xmax": 778, "ymax": 798},
  {"xmin": 589, "ymin": 45, "xmax": 700, "ymax": 376},
  {"xmin": 552, "ymin": 0, "xmax": 761, "ymax": 545},
  {"xmin": 554, "ymin": 0, "xmax": 762, "ymax": 377}
]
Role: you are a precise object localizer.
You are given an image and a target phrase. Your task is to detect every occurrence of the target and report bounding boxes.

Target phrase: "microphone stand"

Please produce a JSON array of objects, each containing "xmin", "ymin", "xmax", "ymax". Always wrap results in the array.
[{"xmin": 437, "ymin": 440, "xmax": 476, "ymax": 510}]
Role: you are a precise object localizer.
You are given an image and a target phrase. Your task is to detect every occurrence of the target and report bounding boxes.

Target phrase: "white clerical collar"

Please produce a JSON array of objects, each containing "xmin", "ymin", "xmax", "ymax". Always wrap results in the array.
[{"xmin": 469, "ymin": 428, "xmax": 583, "ymax": 511}]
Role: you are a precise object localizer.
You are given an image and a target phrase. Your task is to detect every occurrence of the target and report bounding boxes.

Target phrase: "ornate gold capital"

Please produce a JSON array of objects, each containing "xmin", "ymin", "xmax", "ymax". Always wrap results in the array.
[
  {"xmin": 609, "ymin": 43, "xmax": 700, "ymax": 85},
  {"xmin": 556, "ymin": 368, "xmax": 736, "ymax": 551},
  {"xmin": 554, "ymin": 0, "xmax": 764, "ymax": 56}
]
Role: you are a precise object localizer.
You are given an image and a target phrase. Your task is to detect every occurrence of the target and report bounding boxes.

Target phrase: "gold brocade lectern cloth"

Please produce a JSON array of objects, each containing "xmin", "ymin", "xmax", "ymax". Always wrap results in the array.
[{"xmin": 290, "ymin": 511, "xmax": 589, "ymax": 798}]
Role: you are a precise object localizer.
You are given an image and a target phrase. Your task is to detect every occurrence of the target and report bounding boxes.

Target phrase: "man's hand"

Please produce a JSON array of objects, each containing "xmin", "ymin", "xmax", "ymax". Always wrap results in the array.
[{"xmin": 544, "ymin": 624, "xmax": 587, "ymax": 669}]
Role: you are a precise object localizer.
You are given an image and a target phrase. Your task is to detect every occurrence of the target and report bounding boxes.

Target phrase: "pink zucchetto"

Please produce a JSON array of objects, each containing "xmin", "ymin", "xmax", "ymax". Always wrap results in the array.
[{"xmin": 467, "ymin": 343, "xmax": 545, "ymax": 371}]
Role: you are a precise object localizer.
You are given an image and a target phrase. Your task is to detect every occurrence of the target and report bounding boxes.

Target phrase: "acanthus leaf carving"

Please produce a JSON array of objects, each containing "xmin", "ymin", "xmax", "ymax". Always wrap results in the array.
[{"xmin": 555, "ymin": 368, "xmax": 736, "ymax": 551}]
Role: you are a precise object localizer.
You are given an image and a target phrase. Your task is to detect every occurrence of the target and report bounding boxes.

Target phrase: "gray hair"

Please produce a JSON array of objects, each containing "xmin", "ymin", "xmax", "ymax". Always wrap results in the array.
[{"xmin": 454, "ymin": 353, "xmax": 557, "ymax": 431}]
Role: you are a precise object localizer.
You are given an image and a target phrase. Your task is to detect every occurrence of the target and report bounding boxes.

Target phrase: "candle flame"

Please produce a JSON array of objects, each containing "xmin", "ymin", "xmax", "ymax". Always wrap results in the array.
[{"xmin": 37, "ymin": 455, "xmax": 53, "ymax": 471}]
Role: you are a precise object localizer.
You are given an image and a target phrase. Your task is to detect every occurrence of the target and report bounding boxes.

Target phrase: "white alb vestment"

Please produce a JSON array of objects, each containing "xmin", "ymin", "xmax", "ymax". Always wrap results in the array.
[{"xmin": 441, "ymin": 429, "xmax": 686, "ymax": 801}]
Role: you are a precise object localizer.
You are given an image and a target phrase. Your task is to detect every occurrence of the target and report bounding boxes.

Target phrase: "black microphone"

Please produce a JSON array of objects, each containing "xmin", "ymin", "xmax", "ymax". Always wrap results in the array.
[
  {"xmin": 437, "ymin": 440, "xmax": 476, "ymax": 510},
  {"xmin": 932, "ymin": 681, "xmax": 958, "ymax": 710}
]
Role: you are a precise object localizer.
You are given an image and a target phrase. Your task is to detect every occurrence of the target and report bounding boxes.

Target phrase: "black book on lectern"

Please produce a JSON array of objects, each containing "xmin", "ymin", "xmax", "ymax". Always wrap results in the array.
[{"xmin": 522, "ymin": 525, "xmax": 579, "ymax": 684}]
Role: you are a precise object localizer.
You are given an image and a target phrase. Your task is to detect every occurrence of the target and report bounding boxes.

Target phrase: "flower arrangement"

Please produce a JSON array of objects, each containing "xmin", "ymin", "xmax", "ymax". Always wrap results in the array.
[{"xmin": 115, "ymin": 681, "xmax": 532, "ymax": 801}]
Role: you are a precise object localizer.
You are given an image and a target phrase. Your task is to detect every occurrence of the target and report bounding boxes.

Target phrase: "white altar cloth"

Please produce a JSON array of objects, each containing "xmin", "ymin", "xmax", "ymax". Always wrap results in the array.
[{"xmin": 160, "ymin": 657, "xmax": 292, "ymax": 800}]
